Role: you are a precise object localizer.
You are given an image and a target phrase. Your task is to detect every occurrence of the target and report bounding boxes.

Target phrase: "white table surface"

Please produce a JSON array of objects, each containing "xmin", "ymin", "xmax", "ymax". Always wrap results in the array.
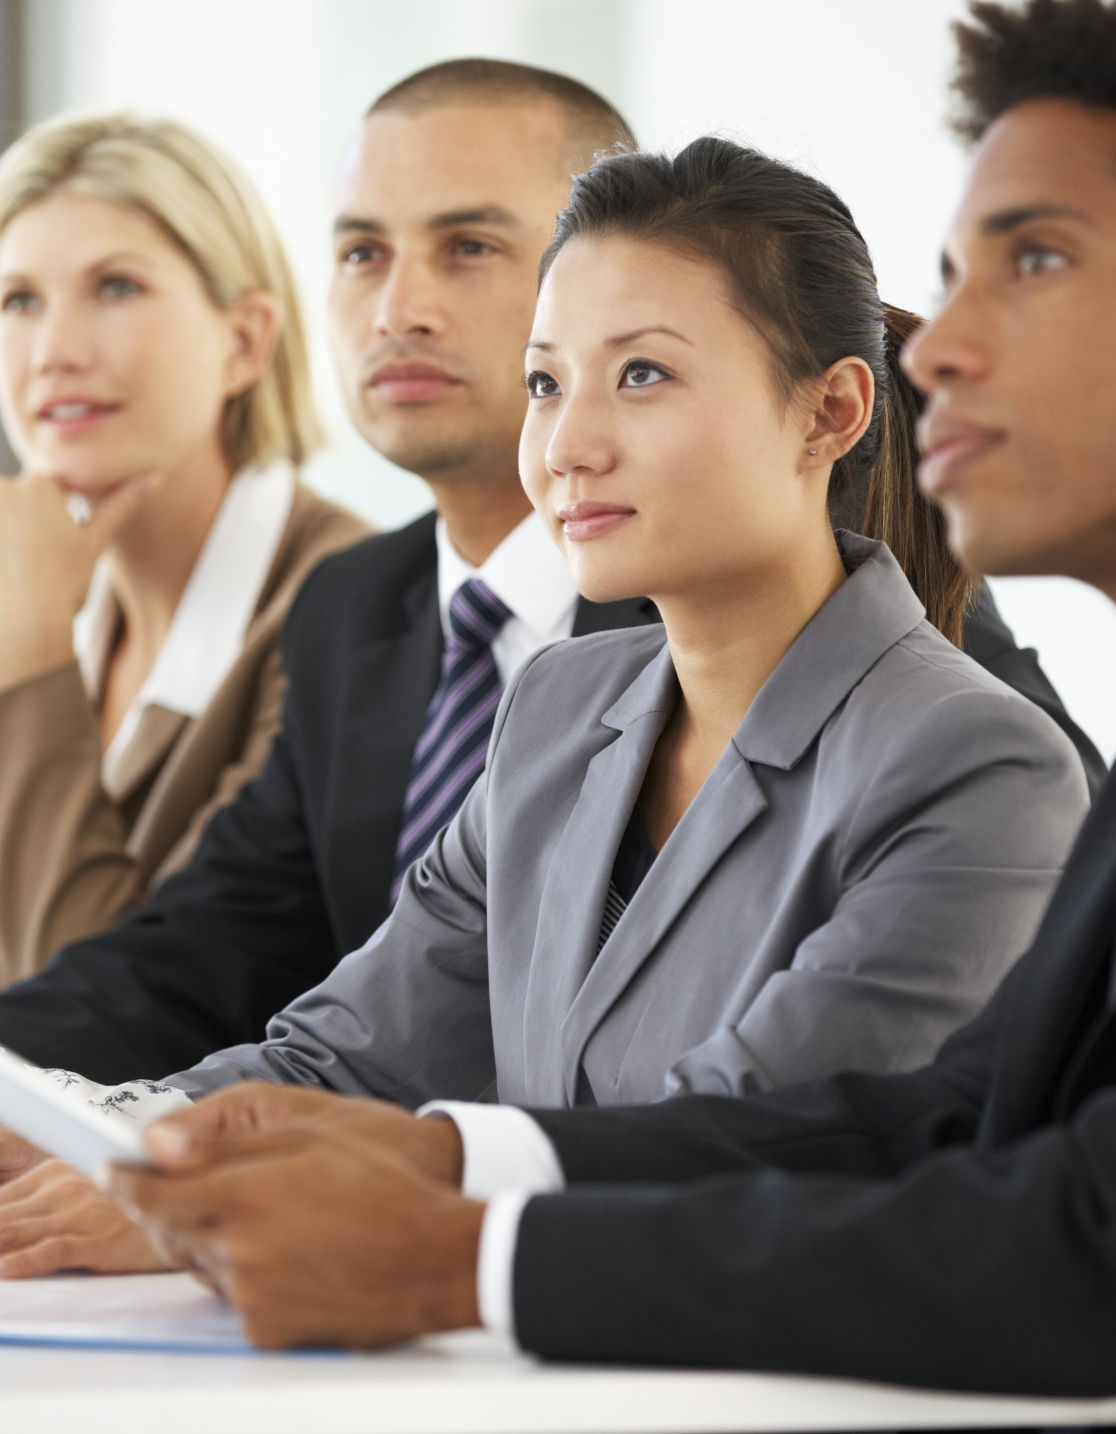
[{"xmin": 3, "ymin": 1275, "xmax": 1116, "ymax": 1434}]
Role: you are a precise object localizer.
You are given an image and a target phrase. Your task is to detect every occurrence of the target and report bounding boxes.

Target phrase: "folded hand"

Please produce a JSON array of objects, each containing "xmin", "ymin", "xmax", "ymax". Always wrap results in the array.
[{"xmin": 0, "ymin": 1158, "xmax": 173, "ymax": 1277}]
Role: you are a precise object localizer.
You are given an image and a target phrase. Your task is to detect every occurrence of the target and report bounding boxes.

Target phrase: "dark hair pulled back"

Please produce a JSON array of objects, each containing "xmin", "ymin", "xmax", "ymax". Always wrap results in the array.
[{"xmin": 539, "ymin": 137, "xmax": 971, "ymax": 645}]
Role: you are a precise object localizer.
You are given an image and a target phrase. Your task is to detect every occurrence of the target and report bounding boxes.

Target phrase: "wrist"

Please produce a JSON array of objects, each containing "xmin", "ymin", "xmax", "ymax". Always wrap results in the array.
[
  {"xmin": 420, "ymin": 1115, "xmax": 466, "ymax": 1188},
  {"xmin": 418, "ymin": 1194, "xmax": 485, "ymax": 1334}
]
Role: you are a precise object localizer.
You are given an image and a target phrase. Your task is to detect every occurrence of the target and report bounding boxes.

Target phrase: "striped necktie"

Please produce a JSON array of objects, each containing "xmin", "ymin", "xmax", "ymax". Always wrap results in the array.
[{"xmin": 391, "ymin": 577, "xmax": 513, "ymax": 900}]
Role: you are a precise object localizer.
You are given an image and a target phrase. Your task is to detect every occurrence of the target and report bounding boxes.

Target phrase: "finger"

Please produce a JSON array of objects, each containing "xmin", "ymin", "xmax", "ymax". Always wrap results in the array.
[
  {"xmin": 104, "ymin": 1159, "xmax": 252, "ymax": 1230},
  {"xmin": 143, "ymin": 1084, "xmax": 281, "ymax": 1168},
  {"xmin": 0, "ymin": 1214, "xmax": 55, "ymax": 1257},
  {"xmin": 0, "ymin": 1230, "xmax": 90, "ymax": 1278},
  {"xmin": 143, "ymin": 1119, "xmax": 218, "ymax": 1172},
  {"xmin": 0, "ymin": 1186, "xmax": 69, "ymax": 1223},
  {"xmin": 143, "ymin": 1115, "xmax": 315, "ymax": 1175},
  {"xmin": 0, "ymin": 1128, "xmax": 45, "ymax": 1184}
]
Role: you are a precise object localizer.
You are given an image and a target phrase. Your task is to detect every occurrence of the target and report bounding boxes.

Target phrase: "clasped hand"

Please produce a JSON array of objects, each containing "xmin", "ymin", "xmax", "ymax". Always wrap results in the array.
[
  {"xmin": 0, "ymin": 1084, "xmax": 482, "ymax": 1349},
  {"xmin": 0, "ymin": 468, "xmax": 159, "ymax": 691}
]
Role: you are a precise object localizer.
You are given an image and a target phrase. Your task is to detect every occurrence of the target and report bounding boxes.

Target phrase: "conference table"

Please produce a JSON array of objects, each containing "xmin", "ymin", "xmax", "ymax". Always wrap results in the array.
[{"xmin": 2, "ymin": 1273, "xmax": 1116, "ymax": 1433}]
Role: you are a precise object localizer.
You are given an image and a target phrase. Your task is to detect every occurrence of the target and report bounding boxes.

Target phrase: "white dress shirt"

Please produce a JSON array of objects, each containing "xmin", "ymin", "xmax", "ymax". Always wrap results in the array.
[
  {"xmin": 73, "ymin": 462, "xmax": 295, "ymax": 799},
  {"xmin": 434, "ymin": 511, "xmax": 579, "ymax": 683}
]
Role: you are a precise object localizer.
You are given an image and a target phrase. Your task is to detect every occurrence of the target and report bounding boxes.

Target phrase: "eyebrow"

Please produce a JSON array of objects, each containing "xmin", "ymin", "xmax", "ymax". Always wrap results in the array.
[
  {"xmin": 526, "ymin": 326, "xmax": 694, "ymax": 354},
  {"xmin": 939, "ymin": 203, "xmax": 1094, "ymax": 282},
  {"xmin": 90, "ymin": 251, "xmax": 156, "ymax": 269},
  {"xmin": 981, "ymin": 203, "xmax": 1093, "ymax": 235},
  {"xmin": 333, "ymin": 205, "xmax": 523, "ymax": 236},
  {"xmin": 0, "ymin": 251, "xmax": 154, "ymax": 283}
]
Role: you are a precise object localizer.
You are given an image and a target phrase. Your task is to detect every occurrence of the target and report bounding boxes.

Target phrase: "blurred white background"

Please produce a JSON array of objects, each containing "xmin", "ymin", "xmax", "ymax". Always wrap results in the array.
[{"xmin": 6, "ymin": 0, "xmax": 1114, "ymax": 761}]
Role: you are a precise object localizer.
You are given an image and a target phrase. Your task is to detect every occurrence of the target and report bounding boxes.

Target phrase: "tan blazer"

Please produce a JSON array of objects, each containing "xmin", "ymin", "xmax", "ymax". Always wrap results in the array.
[{"xmin": 0, "ymin": 482, "xmax": 370, "ymax": 985}]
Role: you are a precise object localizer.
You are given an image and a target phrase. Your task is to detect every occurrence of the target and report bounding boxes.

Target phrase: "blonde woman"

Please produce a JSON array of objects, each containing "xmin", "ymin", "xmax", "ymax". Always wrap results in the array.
[{"xmin": 0, "ymin": 113, "xmax": 369, "ymax": 984}]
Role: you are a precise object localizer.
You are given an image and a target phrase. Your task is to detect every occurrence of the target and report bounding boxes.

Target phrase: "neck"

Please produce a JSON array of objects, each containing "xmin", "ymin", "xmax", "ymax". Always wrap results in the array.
[
  {"xmin": 659, "ymin": 527, "xmax": 847, "ymax": 754},
  {"xmin": 427, "ymin": 474, "xmax": 533, "ymax": 567}
]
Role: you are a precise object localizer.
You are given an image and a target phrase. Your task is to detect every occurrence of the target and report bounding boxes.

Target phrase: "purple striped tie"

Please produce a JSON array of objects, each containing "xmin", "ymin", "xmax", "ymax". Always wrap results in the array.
[{"xmin": 391, "ymin": 578, "xmax": 513, "ymax": 900}]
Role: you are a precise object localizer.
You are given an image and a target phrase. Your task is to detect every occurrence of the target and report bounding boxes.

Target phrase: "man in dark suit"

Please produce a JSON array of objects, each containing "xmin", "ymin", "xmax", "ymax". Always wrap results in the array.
[
  {"xmin": 102, "ymin": 0, "xmax": 1116, "ymax": 1391},
  {"xmin": 0, "ymin": 62, "xmax": 655, "ymax": 1086}
]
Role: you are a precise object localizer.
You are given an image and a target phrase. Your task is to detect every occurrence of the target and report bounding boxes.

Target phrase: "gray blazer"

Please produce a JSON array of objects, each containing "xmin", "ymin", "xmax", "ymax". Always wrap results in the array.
[{"xmin": 172, "ymin": 534, "xmax": 1089, "ymax": 1108}]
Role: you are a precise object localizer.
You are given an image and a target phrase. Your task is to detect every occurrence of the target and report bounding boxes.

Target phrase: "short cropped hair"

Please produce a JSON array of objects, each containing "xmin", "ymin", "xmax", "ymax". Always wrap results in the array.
[
  {"xmin": 368, "ymin": 58, "xmax": 635, "ymax": 169},
  {"xmin": 0, "ymin": 111, "xmax": 323, "ymax": 469},
  {"xmin": 951, "ymin": 0, "xmax": 1116, "ymax": 141}
]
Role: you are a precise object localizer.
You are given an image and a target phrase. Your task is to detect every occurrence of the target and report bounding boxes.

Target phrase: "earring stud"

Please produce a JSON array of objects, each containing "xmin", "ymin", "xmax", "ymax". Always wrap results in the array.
[{"xmin": 808, "ymin": 448, "xmax": 817, "ymax": 456}]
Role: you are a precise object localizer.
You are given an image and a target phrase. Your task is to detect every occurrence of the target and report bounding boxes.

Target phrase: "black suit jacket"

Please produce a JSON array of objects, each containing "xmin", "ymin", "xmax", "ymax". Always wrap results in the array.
[
  {"xmin": 0, "ymin": 515, "xmax": 1102, "ymax": 1087},
  {"xmin": 0, "ymin": 514, "xmax": 656, "ymax": 1080},
  {"xmin": 518, "ymin": 768, "xmax": 1116, "ymax": 1395}
]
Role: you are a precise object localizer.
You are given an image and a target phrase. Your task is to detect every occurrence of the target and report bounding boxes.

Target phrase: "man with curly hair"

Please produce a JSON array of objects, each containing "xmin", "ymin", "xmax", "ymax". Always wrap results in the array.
[{"xmin": 93, "ymin": 0, "xmax": 1116, "ymax": 1393}]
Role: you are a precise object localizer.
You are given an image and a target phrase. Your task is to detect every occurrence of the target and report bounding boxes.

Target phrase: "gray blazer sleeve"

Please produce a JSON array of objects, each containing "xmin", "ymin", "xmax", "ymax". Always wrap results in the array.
[{"xmin": 166, "ymin": 754, "xmax": 496, "ymax": 1106}]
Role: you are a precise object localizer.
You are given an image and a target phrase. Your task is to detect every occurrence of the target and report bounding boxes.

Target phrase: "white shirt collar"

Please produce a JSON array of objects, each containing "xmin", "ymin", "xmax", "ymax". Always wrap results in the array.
[
  {"xmin": 74, "ymin": 461, "xmax": 296, "ymax": 787},
  {"xmin": 434, "ymin": 509, "xmax": 578, "ymax": 646}
]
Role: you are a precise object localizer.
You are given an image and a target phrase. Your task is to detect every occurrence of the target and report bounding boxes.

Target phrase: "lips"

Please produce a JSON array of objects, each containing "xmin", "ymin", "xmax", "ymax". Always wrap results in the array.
[
  {"xmin": 555, "ymin": 499, "xmax": 635, "ymax": 541},
  {"xmin": 368, "ymin": 361, "xmax": 461, "ymax": 404},
  {"xmin": 916, "ymin": 410, "xmax": 1006, "ymax": 497},
  {"xmin": 35, "ymin": 398, "xmax": 120, "ymax": 432}
]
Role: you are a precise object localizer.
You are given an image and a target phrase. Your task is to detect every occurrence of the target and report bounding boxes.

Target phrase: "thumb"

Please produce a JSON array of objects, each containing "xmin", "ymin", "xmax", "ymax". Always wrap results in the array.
[
  {"xmin": 143, "ymin": 1117, "xmax": 213, "ymax": 1172},
  {"xmin": 142, "ymin": 1096, "xmax": 232, "ymax": 1172},
  {"xmin": 142, "ymin": 1082, "xmax": 282, "ymax": 1170},
  {"xmin": 143, "ymin": 1117, "xmax": 304, "ymax": 1174}
]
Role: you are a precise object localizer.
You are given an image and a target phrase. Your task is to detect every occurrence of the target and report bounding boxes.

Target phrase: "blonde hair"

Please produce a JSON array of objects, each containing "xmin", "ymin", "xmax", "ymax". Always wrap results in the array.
[{"xmin": 0, "ymin": 111, "xmax": 323, "ymax": 469}]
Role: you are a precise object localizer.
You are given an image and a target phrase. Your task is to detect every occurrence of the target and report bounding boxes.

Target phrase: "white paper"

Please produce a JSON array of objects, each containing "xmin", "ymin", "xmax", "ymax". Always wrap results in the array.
[{"xmin": 0, "ymin": 1271, "xmax": 253, "ymax": 1352}]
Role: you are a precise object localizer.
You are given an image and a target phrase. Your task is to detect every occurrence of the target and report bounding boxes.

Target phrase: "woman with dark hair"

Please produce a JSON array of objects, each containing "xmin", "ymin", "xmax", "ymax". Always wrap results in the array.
[
  {"xmin": 0, "ymin": 137, "xmax": 1091, "ymax": 1288},
  {"xmin": 153, "ymin": 138, "xmax": 1084, "ymax": 1106}
]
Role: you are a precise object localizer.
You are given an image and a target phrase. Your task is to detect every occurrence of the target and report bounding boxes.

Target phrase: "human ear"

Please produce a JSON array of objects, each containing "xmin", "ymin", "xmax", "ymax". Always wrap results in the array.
[
  {"xmin": 223, "ymin": 291, "xmax": 283, "ymax": 396},
  {"xmin": 802, "ymin": 356, "xmax": 874, "ymax": 467}
]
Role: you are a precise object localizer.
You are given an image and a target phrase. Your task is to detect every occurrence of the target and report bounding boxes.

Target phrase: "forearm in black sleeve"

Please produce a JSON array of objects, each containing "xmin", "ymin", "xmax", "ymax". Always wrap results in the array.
[{"xmin": 514, "ymin": 1083, "xmax": 1116, "ymax": 1396}]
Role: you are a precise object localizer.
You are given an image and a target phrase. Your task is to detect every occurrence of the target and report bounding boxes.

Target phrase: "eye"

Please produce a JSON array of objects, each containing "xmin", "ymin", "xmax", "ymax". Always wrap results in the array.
[
  {"xmin": 450, "ymin": 237, "xmax": 496, "ymax": 258},
  {"xmin": 1014, "ymin": 241, "xmax": 1069, "ymax": 280},
  {"xmin": 620, "ymin": 359, "xmax": 669, "ymax": 389},
  {"xmin": 97, "ymin": 274, "xmax": 142, "ymax": 301},
  {"xmin": 339, "ymin": 240, "xmax": 387, "ymax": 267},
  {"xmin": 0, "ymin": 289, "xmax": 37, "ymax": 314},
  {"xmin": 525, "ymin": 369, "xmax": 560, "ymax": 399}
]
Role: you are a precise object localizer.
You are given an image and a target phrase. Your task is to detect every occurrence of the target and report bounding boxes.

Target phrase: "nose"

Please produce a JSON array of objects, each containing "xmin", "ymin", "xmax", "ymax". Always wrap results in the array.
[
  {"xmin": 541, "ymin": 389, "xmax": 618, "ymax": 481},
  {"xmin": 901, "ymin": 285, "xmax": 989, "ymax": 397},
  {"xmin": 29, "ymin": 296, "xmax": 92, "ymax": 376},
  {"xmin": 373, "ymin": 254, "xmax": 443, "ymax": 341}
]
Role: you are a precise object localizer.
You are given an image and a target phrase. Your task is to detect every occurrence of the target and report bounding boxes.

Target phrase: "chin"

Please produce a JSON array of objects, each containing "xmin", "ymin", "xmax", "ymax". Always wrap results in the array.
[
  {"xmin": 567, "ymin": 562, "xmax": 643, "ymax": 608},
  {"xmin": 945, "ymin": 510, "xmax": 1063, "ymax": 580}
]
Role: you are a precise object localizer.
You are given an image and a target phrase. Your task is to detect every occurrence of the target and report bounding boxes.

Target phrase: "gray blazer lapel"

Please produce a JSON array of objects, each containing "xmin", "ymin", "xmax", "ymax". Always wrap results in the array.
[
  {"xmin": 559, "ymin": 744, "xmax": 769, "ymax": 1103},
  {"xmin": 521, "ymin": 649, "xmax": 677, "ymax": 1105},
  {"xmin": 554, "ymin": 535, "xmax": 923, "ymax": 1102}
]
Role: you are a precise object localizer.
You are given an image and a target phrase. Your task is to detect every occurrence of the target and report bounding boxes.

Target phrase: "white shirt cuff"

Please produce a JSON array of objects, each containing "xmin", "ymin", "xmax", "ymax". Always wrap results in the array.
[
  {"xmin": 417, "ymin": 1100, "xmax": 565, "ymax": 1199},
  {"xmin": 417, "ymin": 1100, "xmax": 565, "ymax": 1345},
  {"xmin": 477, "ymin": 1190, "xmax": 531, "ymax": 1340}
]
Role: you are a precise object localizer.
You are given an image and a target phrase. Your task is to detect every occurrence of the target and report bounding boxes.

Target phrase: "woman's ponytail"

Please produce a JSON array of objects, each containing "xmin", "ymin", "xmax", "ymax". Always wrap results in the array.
[{"xmin": 860, "ymin": 306, "xmax": 972, "ymax": 647}]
